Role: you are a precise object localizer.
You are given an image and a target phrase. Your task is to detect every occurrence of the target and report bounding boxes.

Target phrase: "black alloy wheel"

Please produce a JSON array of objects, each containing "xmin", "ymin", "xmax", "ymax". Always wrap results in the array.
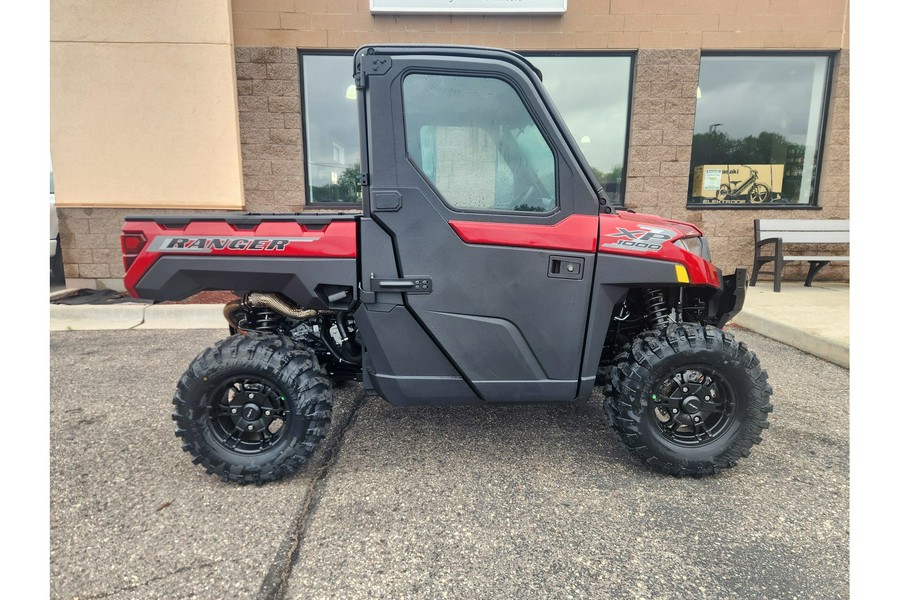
[
  {"xmin": 650, "ymin": 366, "xmax": 736, "ymax": 446},
  {"xmin": 173, "ymin": 333, "xmax": 332, "ymax": 485},
  {"xmin": 604, "ymin": 323, "xmax": 773, "ymax": 477},
  {"xmin": 206, "ymin": 375, "xmax": 294, "ymax": 455}
]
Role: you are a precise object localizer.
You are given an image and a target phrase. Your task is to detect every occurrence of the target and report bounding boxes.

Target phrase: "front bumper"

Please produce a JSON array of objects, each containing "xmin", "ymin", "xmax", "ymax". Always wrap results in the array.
[{"xmin": 709, "ymin": 268, "xmax": 747, "ymax": 327}]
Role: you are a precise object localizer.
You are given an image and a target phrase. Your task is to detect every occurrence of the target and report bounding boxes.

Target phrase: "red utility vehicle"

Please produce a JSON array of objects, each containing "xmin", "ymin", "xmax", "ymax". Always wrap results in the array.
[{"xmin": 122, "ymin": 46, "xmax": 772, "ymax": 484}]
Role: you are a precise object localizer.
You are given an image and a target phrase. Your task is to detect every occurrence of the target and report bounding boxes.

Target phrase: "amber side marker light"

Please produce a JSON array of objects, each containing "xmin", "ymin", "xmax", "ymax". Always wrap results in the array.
[{"xmin": 675, "ymin": 264, "xmax": 690, "ymax": 283}]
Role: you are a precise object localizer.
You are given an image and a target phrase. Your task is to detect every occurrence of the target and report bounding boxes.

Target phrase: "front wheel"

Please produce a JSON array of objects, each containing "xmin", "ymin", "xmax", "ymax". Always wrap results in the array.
[
  {"xmin": 172, "ymin": 333, "xmax": 332, "ymax": 484},
  {"xmin": 748, "ymin": 182, "xmax": 770, "ymax": 203},
  {"xmin": 604, "ymin": 323, "xmax": 772, "ymax": 476}
]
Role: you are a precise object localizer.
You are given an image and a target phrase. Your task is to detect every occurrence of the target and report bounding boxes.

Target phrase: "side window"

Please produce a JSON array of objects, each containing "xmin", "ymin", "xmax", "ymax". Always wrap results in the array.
[{"xmin": 403, "ymin": 74, "xmax": 557, "ymax": 213}]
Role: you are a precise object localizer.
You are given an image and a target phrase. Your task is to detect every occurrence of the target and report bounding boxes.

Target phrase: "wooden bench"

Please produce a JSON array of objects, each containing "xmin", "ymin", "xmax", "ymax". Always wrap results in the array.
[{"xmin": 750, "ymin": 219, "xmax": 849, "ymax": 292}]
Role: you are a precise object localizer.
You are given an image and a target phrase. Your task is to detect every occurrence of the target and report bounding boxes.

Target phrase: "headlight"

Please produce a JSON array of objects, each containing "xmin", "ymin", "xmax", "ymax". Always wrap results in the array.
[{"xmin": 675, "ymin": 236, "xmax": 711, "ymax": 261}]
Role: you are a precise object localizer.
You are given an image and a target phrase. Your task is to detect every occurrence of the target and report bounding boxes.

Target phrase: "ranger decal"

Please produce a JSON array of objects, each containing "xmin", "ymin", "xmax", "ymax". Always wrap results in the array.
[{"xmin": 147, "ymin": 236, "xmax": 319, "ymax": 253}]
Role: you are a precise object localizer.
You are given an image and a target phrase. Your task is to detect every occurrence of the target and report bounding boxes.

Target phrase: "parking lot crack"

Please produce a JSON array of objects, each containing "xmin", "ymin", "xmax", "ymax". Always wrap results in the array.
[{"xmin": 257, "ymin": 388, "xmax": 367, "ymax": 600}]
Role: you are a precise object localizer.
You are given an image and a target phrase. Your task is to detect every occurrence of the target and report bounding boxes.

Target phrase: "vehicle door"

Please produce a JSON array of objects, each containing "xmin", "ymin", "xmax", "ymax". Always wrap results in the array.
[{"xmin": 358, "ymin": 48, "xmax": 601, "ymax": 403}]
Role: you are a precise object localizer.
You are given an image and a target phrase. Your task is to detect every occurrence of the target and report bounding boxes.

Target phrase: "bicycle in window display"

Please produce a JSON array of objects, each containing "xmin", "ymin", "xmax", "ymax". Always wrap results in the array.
[{"xmin": 715, "ymin": 164, "xmax": 782, "ymax": 204}]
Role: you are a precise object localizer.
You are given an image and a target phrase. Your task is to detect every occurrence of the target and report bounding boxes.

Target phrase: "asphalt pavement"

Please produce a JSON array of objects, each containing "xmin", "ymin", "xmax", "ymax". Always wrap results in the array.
[{"xmin": 50, "ymin": 326, "xmax": 849, "ymax": 599}]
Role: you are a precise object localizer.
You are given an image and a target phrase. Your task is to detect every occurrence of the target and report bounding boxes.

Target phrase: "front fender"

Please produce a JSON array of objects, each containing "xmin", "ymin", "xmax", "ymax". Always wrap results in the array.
[{"xmin": 709, "ymin": 268, "xmax": 747, "ymax": 327}]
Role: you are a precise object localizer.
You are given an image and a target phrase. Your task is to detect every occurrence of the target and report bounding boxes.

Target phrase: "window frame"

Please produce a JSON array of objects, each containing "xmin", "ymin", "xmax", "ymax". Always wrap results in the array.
[
  {"xmin": 686, "ymin": 50, "xmax": 836, "ymax": 211},
  {"xmin": 298, "ymin": 50, "xmax": 361, "ymax": 210},
  {"xmin": 523, "ymin": 51, "xmax": 636, "ymax": 208},
  {"xmin": 298, "ymin": 50, "xmax": 636, "ymax": 210}
]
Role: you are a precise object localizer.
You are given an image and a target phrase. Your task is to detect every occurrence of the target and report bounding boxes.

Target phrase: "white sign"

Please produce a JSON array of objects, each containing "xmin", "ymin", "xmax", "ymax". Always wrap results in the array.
[
  {"xmin": 370, "ymin": 0, "xmax": 567, "ymax": 14},
  {"xmin": 702, "ymin": 169, "xmax": 723, "ymax": 191}
]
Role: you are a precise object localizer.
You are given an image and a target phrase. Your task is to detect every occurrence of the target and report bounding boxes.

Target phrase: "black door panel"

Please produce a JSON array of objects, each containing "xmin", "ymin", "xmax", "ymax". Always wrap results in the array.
[{"xmin": 358, "ymin": 48, "xmax": 600, "ymax": 404}]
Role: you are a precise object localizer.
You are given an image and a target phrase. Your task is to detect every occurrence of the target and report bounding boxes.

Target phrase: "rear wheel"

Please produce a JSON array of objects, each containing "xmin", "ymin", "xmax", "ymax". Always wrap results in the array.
[
  {"xmin": 604, "ymin": 323, "xmax": 772, "ymax": 476},
  {"xmin": 172, "ymin": 333, "xmax": 332, "ymax": 484}
]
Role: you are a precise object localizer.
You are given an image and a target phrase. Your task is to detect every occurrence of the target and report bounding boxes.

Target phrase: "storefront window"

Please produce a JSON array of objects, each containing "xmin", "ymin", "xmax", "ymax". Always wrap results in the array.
[
  {"xmin": 301, "ymin": 52, "xmax": 632, "ymax": 206},
  {"xmin": 689, "ymin": 54, "xmax": 831, "ymax": 207},
  {"xmin": 301, "ymin": 54, "xmax": 362, "ymax": 205},
  {"xmin": 529, "ymin": 55, "xmax": 632, "ymax": 205}
]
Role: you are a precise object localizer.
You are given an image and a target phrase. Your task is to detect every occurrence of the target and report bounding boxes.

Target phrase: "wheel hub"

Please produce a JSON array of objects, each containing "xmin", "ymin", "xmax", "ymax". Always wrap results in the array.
[
  {"xmin": 233, "ymin": 399, "xmax": 275, "ymax": 433},
  {"xmin": 241, "ymin": 403, "xmax": 261, "ymax": 420},
  {"xmin": 651, "ymin": 367, "xmax": 736, "ymax": 447},
  {"xmin": 681, "ymin": 396, "xmax": 702, "ymax": 414}
]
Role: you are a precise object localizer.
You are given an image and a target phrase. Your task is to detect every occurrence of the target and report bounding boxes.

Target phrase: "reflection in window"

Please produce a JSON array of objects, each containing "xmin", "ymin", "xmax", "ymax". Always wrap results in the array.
[
  {"xmin": 301, "ymin": 54, "xmax": 361, "ymax": 204},
  {"xmin": 689, "ymin": 55, "xmax": 831, "ymax": 207},
  {"xmin": 404, "ymin": 74, "xmax": 557, "ymax": 213},
  {"xmin": 529, "ymin": 55, "xmax": 632, "ymax": 205}
]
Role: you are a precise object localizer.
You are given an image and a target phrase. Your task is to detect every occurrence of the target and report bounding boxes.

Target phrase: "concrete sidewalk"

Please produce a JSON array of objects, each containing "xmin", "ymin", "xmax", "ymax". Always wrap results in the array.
[
  {"xmin": 50, "ymin": 280, "xmax": 850, "ymax": 368},
  {"xmin": 734, "ymin": 281, "xmax": 849, "ymax": 368}
]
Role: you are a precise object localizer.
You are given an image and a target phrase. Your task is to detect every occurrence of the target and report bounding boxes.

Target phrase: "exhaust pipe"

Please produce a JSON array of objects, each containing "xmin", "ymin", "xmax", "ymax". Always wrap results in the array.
[{"xmin": 223, "ymin": 293, "xmax": 317, "ymax": 330}]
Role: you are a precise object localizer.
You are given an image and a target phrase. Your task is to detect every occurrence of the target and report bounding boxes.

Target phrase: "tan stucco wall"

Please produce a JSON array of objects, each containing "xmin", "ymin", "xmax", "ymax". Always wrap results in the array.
[
  {"xmin": 50, "ymin": 0, "xmax": 244, "ymax": 209},
  {"xmin": 230, "ymin": 0, "xmax": 849, "ymax": 50}
]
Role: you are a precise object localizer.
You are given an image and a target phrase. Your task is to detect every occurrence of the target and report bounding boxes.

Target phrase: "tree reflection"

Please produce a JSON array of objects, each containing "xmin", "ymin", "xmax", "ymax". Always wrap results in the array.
[{"xmin": 310, "ymin": 163, "xmax": 361, "ymax": 203}]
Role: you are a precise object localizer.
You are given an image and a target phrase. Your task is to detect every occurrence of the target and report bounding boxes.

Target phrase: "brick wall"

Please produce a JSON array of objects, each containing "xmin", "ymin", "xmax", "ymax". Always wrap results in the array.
[
  {"xmin": 231, "ymin": 0, "xmax": 848, "ymax": 51},
  {"xmin": 624, "ymin": 49, "xmax": 699, "ymax": 218},
  {"xmin": 58, "ymin": 207, "xmax": 191, "ymax": 288},
  {"xmin": 235, "ymin": 47, "xmax": 306, "ymax": 213}
]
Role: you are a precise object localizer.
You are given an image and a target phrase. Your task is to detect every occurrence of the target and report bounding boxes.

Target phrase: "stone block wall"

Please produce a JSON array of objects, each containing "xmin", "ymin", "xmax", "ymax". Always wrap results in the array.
[
  {"xmin": 58, "ymin": 207, "xmax": 189, "ymax": 288},
  {"xmin": 235, "ymin": 47, "xmax": 306, "ymax": 213},
  {"xmin": 623, "ymin": 49, "xmax": 700, "ymax": 217}
]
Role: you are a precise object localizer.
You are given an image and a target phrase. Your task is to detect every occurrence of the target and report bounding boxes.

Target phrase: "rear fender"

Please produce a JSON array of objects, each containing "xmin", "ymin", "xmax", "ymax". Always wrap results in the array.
[{"xmin": 121, "ymin": 215, "xmax": 358, "ymax": 309}]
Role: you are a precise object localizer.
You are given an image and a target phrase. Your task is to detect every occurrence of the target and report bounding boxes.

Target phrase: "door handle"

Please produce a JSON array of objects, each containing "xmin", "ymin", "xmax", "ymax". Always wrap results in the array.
[
  {"xmin": 548, "ymin": 256, "xmax": 584, "ymax": 280},
  {"xmin": 372, "ymin": 276, "xmax": 432, "ymax": 293}
]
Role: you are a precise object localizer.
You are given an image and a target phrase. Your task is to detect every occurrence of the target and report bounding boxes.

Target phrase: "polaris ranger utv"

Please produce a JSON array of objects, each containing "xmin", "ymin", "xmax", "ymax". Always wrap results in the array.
[{"xmin": 121, "ymin": 45, "xmax": 772, "ymax": 484}]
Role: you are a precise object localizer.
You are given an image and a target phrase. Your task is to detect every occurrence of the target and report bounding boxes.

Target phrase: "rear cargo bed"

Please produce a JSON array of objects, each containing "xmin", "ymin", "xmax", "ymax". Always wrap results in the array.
[{"xmin": 121, "ymin": 213, "xmax": 359, "ymax": 310}]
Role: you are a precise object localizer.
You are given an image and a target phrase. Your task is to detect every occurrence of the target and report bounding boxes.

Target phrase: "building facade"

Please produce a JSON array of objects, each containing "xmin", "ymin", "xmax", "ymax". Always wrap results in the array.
[{"xmin": 50, "ymin": 0, "xmax": 849, "ymax": 290}]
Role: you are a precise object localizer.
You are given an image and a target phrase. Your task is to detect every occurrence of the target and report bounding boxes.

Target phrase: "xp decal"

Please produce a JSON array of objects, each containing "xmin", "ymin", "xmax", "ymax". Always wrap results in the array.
[
  {"xmin": 601, "ymin": 225, "xmax": 677, "ymax": 253},
  {"xmin": 597, "ymin": 213, "xmax": 719, "ymax": 286}
]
